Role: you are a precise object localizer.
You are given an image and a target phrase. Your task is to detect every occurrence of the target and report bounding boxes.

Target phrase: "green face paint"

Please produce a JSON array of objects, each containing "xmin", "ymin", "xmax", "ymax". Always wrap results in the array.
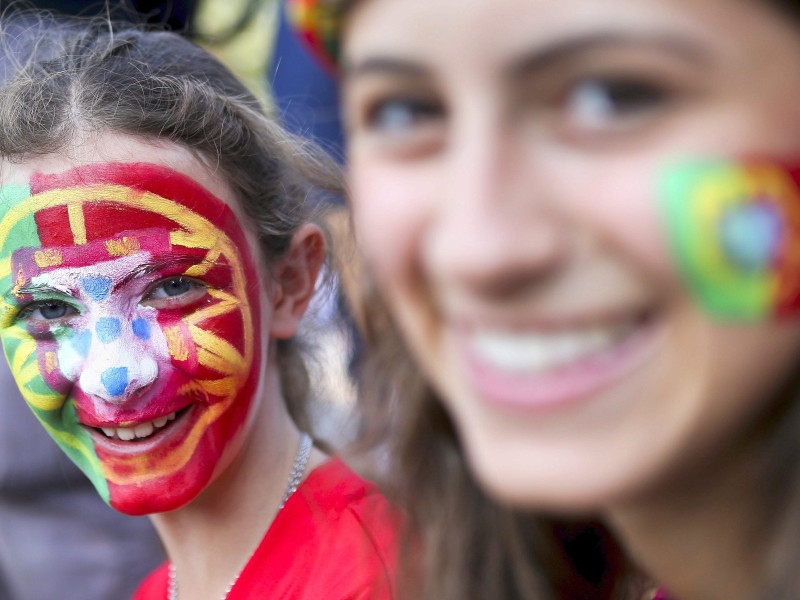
[
  {"xmin": 0, "ymin": 163, "xmax": 263, "ymax": 517},
  {"xmin": 661, "ymin": 160, "xmax": 800, "ymax": 320},
  {"xmin": 0, "ymin": 182, "xmax": 111, "ymax": 501}
]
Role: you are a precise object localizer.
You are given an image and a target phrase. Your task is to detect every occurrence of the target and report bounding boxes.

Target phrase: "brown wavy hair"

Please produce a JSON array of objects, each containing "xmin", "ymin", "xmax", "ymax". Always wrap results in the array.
[
  {"xmin": 0, "ymin": 13, "xmax": 343, "ymax": 434},
  {"xmin": 335, "ymin": 0, "xmax": 800, "ymax": 598}
]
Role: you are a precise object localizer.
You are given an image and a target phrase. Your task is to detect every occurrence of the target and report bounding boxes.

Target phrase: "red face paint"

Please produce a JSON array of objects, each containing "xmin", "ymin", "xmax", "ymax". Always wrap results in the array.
[{"xmin": 0, "ymin": 163, "xmax": 263, "ymax": 515}]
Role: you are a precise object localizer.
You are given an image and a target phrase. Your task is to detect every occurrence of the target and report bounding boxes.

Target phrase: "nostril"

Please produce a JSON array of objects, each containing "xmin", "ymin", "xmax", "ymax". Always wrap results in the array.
[{"xmin": 129, "ymin": 379, "xmax": 156, "ymax": 400}]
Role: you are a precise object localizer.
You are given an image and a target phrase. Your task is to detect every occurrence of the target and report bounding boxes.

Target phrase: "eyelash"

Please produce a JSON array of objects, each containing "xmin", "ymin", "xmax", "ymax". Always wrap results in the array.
[
  {"xmin": 13, "ymin": 276, "xmax": 209, "ymax": 324},
  {"xmin": 349, "ymin": 71, "xmax": 674, "ymax": 145},
  {"xmin": 140, "ymin": 276, "xmax": 208, "ymax": 308},
  {"xmin": 364, "ymin": 95, "xmax": 445, "ymax": 132},
  {"xmin": 557, "ymin": 76, "xmax": 672, "ymax": 131},
  {"xmin": 16, "ymin": 299, "xmax": 79, "ymax": 323}
]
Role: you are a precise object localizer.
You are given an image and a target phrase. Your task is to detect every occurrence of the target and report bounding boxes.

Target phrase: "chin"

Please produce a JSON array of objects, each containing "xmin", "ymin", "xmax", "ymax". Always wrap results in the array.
[
  {"xmin": 108, "ymin": 478, "xmax": 203, "ymax": 516},
  {"xmin": 460, "ymin": 429, "xmax": 649, "ymax": 516},
  {"xmin": 473, "ymin": 468, "xmax": 604, "ymax": 516}
]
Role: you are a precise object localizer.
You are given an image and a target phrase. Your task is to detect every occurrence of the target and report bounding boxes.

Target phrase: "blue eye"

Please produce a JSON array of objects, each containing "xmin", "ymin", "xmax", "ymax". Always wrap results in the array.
[
  {"xmin": 18, "ymin": 300, "xmax": 78, "ymax": 322},
  {"xmin": 142, "ymin": 277, "xmax": 206, "ymax": 308},
  {"xmin": 159, "ymin": 278, "xmax": 194, "ymax": 298}
]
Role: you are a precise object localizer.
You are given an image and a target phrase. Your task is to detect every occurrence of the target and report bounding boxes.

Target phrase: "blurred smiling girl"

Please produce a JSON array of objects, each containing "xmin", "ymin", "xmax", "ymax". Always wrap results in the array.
[{"xmin": 293, "ymin": 0, "xmax": 800, "ymax": 598}]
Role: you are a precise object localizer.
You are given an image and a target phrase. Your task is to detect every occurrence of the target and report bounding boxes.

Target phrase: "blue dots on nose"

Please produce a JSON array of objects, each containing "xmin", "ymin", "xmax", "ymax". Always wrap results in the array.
[
  {"xmin": 71, "ymin": 330, "xmax": 92, "ymax": 357},
  {"xmin": 132, "ymin": 318, "xmax": 151, "ymax": 341},
  {"xmin": 101, "ymin": 367, "xmax": 129, "ymax": 397},
  {"xmin": 80, "ymin": 276, "xmax": 113, "ymax": 302},
  {"xmin": 96, "ymin": 317, "xmax": 122, "ymax": 344}
]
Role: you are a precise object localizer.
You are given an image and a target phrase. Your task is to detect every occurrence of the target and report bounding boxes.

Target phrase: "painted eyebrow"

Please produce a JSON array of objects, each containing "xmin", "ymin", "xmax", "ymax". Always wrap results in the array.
[
  {"xmin": 115, "ymin": 256, "xmax": 224, "ymax": 290},
  {"xmin": 12, "ymin": 283, "xmax": 73, "ymax": 299},
  {"xmin": 508, "ymin": 31, "xmax": 711, "ymax": 79}
]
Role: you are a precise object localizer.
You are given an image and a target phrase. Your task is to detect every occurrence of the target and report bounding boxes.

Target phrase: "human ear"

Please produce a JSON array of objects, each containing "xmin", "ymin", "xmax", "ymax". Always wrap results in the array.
[{"xmin": 268, "ymin": 223, "xmax": 327, "ymax": 339}]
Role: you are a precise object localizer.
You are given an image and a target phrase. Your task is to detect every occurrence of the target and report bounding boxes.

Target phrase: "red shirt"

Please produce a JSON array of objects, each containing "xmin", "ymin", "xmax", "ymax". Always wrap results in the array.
[{"xmin": 132, "ymin": 458, "xmax": 402, "ymax": 599}]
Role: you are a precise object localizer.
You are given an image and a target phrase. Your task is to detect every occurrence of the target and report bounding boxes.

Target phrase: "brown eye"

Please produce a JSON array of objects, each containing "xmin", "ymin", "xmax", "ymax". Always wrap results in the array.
[
  {"xmin": 367, "ymin": 96, "xmax": 444, "ymax": 133},
  {"xmin": 564, "ymin": 78, "xmax": 669, "ymax": 129}
]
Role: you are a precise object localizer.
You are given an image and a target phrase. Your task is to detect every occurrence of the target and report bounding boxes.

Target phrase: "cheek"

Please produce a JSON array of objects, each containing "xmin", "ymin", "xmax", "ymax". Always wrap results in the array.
[
  {"xmin": 39, "ymin": 341, "xmax": 72, "ymax": 395},
  {"xmin": 158, "ymin": 317, "xmax": 201, "ymax": 374},
  {"xmin": 551, "ymin": 154, "xmax": 679, "ymax": 280},
  {"xmin": 0, "ymin": 326, "xmax": 76, "ymax": 417},
  {"xmin": 350, "ymin": 165, "xmax": 430, "ymax": 287},
  {"xmin": 31, "ymin": 325, "xmax": 91, "ymax": 397},
  {"xmin": 155, "ymin": 298, "xmax": 257, "ymax": 394},
  {"xmin": 660, "ymin": 160, "xmax": 800, "ymax": 320}
]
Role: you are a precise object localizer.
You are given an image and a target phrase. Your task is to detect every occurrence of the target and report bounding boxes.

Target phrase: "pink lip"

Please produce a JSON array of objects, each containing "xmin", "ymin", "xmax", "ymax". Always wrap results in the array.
[{"xmin": 460, "ymin": 318, "xmax": 662, "ymax": 412}]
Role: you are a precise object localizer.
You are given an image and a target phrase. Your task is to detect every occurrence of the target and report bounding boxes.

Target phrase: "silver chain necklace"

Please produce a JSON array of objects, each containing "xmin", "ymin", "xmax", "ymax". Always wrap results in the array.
[{"xmin": 167, "ymin": 433, "xmax": 313, "ymax": 600}]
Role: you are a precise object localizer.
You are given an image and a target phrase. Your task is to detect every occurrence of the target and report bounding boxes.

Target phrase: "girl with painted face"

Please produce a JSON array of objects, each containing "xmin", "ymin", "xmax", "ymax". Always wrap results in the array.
[
  {"xmin": 0, "ymin": 16, "xmax": 401, "ymax": 600},
  {"xmin": 291, "ymin": 0, "xmax": 800, "ymax": 598}
]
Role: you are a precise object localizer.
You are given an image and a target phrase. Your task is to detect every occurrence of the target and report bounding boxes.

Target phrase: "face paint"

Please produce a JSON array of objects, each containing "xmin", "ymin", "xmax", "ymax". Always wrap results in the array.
[
  {"xmin": 0, "ymin": 163, "xmax": 262, "ymax": 515},
  {"xmin": 661, "ymin": 160, "xmax": 800, "ymax": 320}
]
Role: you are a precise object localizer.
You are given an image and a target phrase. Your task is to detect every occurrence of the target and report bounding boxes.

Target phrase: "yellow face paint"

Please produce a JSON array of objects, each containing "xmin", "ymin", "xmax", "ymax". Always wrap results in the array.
[{"xmin": 0, "ymin": 163, "xmax": 263, "ymax": 515}]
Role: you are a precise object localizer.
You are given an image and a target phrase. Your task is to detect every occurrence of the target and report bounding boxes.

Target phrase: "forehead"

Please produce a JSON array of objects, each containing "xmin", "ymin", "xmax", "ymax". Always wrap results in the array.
[
  {"xmin": 343, "ymin": 0, "xmax": 791, "ymax": 73},
  {"xmin": 0, "ymin": 161, "xmax": 242, "ymax": 248},
  {"xmin": 0, "ymin": 160, "xmax": 254, "ymax": 305},
  {"xmin": 1, "ymin": 132, "xmax": 236, "ymax": 198},
  {"xmin": 0, "ymin": 132, "xmax": 243, "ymax": 238}
]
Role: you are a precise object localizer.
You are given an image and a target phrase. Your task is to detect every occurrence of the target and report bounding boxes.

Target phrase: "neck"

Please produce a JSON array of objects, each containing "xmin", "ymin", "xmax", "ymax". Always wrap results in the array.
[
  {"xmin": 606, "ymin": 441, "xmax": 768, "ymax": 600},
  {"xmin": 149, "ymin": 363, "xmax": 306, "ymax": 600}
]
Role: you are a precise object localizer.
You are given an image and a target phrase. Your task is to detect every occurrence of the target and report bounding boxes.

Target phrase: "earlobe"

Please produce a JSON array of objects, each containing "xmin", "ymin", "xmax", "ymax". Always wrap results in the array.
[{"xmin": 268, "ymin": 223, "xmax": 327, "ymax": 339}]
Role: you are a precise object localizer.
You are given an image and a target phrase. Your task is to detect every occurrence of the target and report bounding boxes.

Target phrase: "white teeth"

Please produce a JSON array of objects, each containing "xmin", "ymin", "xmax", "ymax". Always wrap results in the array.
[
  {"xmin": 134, "ymin": 422, "xmax": 154, "ymax": 438},
  {"xmin": 471, "ymin": 323, "xmax": 634, "ymax": 373},
  {"xmin": 117, "ymin": 428, "xmax": 136, "ymax": 441},
  {"xmin": 98, "ymin": 411, "xmax": 178, "ymax": 441}
]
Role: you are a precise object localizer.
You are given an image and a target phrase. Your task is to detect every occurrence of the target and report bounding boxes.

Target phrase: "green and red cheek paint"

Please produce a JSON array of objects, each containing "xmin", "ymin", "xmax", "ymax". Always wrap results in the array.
[
  {"xmin": 0, "ymin": 163, "xmax": 264, "ymax": 514},
  {"xmin": 661, "ymin": 160, "xmax": 800, "ymax": 320}
]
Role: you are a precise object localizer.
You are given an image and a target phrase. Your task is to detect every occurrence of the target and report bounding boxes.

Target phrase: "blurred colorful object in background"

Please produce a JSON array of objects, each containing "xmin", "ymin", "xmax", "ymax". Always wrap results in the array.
[{"xmin": 286, "ymin": 0, "xmax": 340, "ymax": 72}]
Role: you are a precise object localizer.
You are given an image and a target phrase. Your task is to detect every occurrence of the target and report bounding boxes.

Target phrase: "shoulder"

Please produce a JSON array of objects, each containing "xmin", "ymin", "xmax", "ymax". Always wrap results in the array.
[
  {"xmin": 300, "ymin": 458, "xmax": 403, "ymax": 558},
  {"xmin": 238, "ymin": 458, "xmax": 404, "ymax": 600},
  {"xmin": 300, "ymin": 458, "xmax": 396, "ymax": 515},
  {"xmin": 130, "ymin": 562, "xmax": 169, "ymax": 600}
]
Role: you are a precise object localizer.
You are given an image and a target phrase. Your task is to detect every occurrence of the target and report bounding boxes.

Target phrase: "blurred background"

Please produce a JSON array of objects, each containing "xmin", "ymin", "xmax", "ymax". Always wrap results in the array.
[{"xmin": 195, "ymin": 0, "xmax": 275, "ymax": 102}]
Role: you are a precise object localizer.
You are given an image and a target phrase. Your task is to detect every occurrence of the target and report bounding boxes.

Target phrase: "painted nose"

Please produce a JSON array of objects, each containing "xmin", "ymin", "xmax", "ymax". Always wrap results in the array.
[{"xmin": 78, "ymin": 316, "xmax": 158, "ymax": 402}]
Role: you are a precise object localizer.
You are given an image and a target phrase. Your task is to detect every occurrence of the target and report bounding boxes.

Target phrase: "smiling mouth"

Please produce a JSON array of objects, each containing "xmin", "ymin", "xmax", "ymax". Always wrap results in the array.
[
  {"xmin": 461, "ymin": 308, "xmax": 661, "ymax": 409},
  {"xmin": 468, "ymin": 312, "xmax": 649, "ymax": 374},
  {"xmin": 94, "ymin": 407, "xmax": 190, "ymax": 441}
]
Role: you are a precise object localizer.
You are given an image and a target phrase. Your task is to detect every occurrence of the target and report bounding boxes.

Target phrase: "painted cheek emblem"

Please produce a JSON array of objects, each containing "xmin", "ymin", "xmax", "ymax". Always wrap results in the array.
[{"xmin": 661, "ymin": 160, "xmax": 800, "ymax": 320}]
